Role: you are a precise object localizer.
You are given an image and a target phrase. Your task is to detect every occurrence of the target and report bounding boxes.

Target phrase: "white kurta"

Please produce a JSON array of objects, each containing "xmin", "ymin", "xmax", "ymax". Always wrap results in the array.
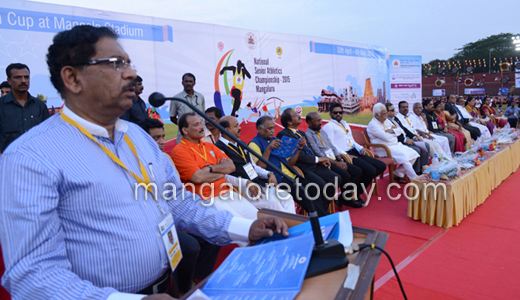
[
  {"xmin": 366, "ymin": 118, "xmax": 419, "ymax": 164},
  {"xmin": 409, "ymin": 113, "xmax": 452, "ymax": 157},
  {"xmin": 395, "ymin": 113, "xmax": 449, "ymax": 159},
  {"xmin": 456, "ymin": 104, "xmax": 491, "ymax": 138},
  {"xmin": 322, "ymin": 119, "xmax": 361, "ymax": 153}
]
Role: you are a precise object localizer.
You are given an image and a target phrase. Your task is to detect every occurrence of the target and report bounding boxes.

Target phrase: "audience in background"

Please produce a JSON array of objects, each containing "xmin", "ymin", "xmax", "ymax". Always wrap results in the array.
[
  {"xmin": 0, "ymin": 63, "xmax": 49, "ymax": 154},
  {"xmin": 0, "ymin": 81, "xmax": 10, "ymax": 96}
]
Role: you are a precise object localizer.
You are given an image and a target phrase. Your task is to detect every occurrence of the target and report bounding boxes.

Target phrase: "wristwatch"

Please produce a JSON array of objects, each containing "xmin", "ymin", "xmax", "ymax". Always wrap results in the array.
[{"xmin": 208, "ymin": 165, "xmax": 213, "ymax": 173}]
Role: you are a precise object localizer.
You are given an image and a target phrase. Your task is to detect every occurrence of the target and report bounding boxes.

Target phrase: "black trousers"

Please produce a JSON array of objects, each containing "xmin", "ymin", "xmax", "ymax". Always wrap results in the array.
[
  {"xmin": 508, "ymin": 118, "xmax": 518, "ymax": 128},
  {"xmin": 175, "ymin": 231, "xmax": 221, "ymax": 294},
  {"xmin": 462, "ymin": 123, "xmax": 481, "ymax": 140},
  {"xmin": 347, "ymin": 149, "xmax": 387, "ymax": 192},
  {"xmin": 330, "ymin": 163, "xmax": 362, "ymax": 202},
  {"xmin": 281, "ymin": 176, "xmax": 329, "ymax": 216}
]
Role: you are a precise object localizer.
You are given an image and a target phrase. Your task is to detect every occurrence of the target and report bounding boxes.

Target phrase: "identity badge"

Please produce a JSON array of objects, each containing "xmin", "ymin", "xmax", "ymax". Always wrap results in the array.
[
  {"xmin": 348, "ymin": 140, "xmax": 354, "ymax": 147},
  {"xmin": 324, "ymin": 149, "xmax": 336, "ymax": 160},
  {"xmin": 158, "ymin": 214, "xmax": 182, "ymax": 272},
  {"xmin": 432, "ymin": 121, "xmax": 438, "ymax": 129},
  {"xmin": 243, "ymin": 163, "xmax": 258, "ymax": 180}
]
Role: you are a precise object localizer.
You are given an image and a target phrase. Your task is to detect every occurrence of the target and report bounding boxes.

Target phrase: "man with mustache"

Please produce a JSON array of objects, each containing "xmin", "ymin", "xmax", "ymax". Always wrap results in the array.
[
  {"xmin": 0, "ymin": 63, "xmax": 49, "ymax": 156},
  {"xmin": 120, "ymin": 75, "xmax": 147, "ymax": 124},
  {"xmin": 171, "ymin": 112, "xmax": 261, "ymax": 220},
  {"xmin": 0, "ymin": 26, "xmax": 288, "ymax": 299},
  {"xmin": 215, "ymin": 115, "xmax": 296, "ymax": 213},
  {"xmin": 169, "ymin": 73, "xmax": 206, "ymax": 144}
]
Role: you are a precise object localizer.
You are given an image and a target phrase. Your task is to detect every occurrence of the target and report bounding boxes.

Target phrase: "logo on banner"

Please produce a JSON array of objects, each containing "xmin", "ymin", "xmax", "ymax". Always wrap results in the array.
[
  {"xmin": 295, "ymin": 106, "xmax": 302, "ymax": 116},
  {"xmin": 245, "ymin": 32, "xmax": 257, "ymax": 50},
  {"xmin": 392, "ymin": 59, "xmax": 400, "ymax": 68},
  {"xmin": 410, "ymin": 93, "xmax": 416, "ymax": 99},
  {"xmin": 276, "ymin": 46, "xmax": 283, "ymax": 56},
  {"xmin": 217, "ymin": 42, "xmax": 224, "ymax": 51},
  {"xmin": 213, "ymin": 50, "xmax": 252, "ymax": 117}
]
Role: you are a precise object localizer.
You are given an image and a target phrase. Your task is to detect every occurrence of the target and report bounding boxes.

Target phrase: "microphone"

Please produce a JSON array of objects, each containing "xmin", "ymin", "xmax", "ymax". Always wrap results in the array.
[
  {"xmin": 148, "ymin": 92, "xmax": 167, "ymax": 107},
  {"xmin": 150, "ymin": 92, "xmax": 350, "ymax": 278}
]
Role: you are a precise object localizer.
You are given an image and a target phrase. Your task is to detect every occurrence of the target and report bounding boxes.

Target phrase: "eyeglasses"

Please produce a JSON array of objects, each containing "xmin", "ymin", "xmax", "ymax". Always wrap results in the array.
[
  {"xmin": 387, "ymin": 109, "xmax": 395, "ymax": 112},
  {"xmin": 85, "ymin": 57, "xmax": 136, "ymax": 72},
  {"xmin": 332, "ymin": 111, "xmax": 344, "ymax": 115}
]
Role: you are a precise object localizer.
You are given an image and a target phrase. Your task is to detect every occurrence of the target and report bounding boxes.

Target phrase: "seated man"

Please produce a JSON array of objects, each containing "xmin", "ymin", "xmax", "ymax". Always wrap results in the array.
[
  {"xmin": 321, "ymin": 104, "xmax": 386, "ymax": 196},
  {"xmin": 202, "ymin": 106, "xmax": 222, "ymax": 144},
  {"xmin": 367, "ymin": 103, "xmax": 420, "ymax": 182},
  {"xmin": 394, "ymin": 101, "xmax": 449, "ymax": 160},
  {"xmin": 249, "ymin": 116, "xmax": 331, "ymax": 216},
  {"xmin": 422, "ymin": 99, "xmax": 456, "ymax": 153},
  {"xmin": 171, "ymin": 112, "xmax": 259, "ymax": 220},
  {"xmin": 386, "ymin": 103, "xmax": 429, "ymax": 175},
  {"xmin": 138, "ymin": 117, "xmax": 220, "ymax": 294},
  {"xmin": 455, "ymin": 96, "xmax": 491, "ymax": 138},
  {"xmin": 305, "ymin": 111, "xmax": 368, "ymax": 207},
  {"xmin": 277, "ymin": 108, "xmax": 363, "ymax": 207},
  {"xmin": 409, "ymin": 102, "xmax": 453, "ymax": 157},
  {"xmin": 215, "ymin": 115, "xmax": 296, "ymax": 213}
]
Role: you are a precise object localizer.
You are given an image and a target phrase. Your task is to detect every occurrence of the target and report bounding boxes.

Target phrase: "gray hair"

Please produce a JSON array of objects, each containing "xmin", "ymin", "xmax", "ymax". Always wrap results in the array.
[{"xmin": 373, "ymin": 103, "xmax": 386, "ymax": 116}]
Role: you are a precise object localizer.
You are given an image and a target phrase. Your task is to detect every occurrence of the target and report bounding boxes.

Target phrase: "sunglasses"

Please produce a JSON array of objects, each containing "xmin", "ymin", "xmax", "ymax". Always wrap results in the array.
[
  {"xmin": 332, "ymin": 111, "xmax": 344, "ymax": 115},
  {"xmin": 388, "ymin": 109, "xmax": 395, "ymax": 112}
]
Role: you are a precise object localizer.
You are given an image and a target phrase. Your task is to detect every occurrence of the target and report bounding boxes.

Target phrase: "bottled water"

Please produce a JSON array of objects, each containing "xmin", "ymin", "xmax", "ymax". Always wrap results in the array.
[{"xmin": 431, "ymin": 154, "xmax": 440, "ymax": 182}]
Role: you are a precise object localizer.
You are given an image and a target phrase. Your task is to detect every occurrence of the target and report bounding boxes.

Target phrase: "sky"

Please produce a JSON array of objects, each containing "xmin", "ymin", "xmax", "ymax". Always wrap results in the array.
[{"xmin": 30, "ymin": 0, "xmax": 517, "ymax": 63}]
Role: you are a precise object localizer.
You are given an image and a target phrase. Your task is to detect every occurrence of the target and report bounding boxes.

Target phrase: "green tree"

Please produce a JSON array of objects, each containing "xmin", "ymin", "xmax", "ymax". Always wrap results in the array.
[{"xmin": 450, "ymin": 33, "xmax": 519, "ymax": 73}]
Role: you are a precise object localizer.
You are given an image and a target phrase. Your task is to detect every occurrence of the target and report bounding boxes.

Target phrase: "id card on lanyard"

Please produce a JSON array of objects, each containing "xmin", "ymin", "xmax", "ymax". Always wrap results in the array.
[{"xmin": 158, "ymin": 214, "xmax": 182, "ymax": 272}]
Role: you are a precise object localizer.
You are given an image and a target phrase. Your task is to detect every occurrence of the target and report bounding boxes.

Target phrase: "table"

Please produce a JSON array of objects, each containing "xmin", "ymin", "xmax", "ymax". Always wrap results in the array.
[
  {"xmin": 408, "ymin": 140, "xmax": 520, "ymax": 228},
  {"xmin": 181, "ymin": 209, "xmax": 388, "ymax": 300}
]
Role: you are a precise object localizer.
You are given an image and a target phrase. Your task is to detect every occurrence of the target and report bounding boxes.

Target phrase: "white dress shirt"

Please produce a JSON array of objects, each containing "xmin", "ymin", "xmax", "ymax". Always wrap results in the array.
[{"xmin": 322, "ymin": 119, "xmax": 361, "ymax": 153}]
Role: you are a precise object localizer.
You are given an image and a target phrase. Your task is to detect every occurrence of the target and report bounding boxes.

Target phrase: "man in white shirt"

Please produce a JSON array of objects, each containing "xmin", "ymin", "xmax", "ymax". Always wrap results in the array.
[
  {"xmin": 456, "ymin": 97, "xmax": 491, "ymax": 139},
  {"xmin": 322, "ymin": 103, "xmax": 386, "ymax": 192},
  {"xmin": 409, "ymin": 102, "xmax": 453, "ymax": 157},
  {"xmin": 367, "ymin": 103, "xmax": 419, "ymax": 182},
  {"xmin": 215, "ymin": 116, "xmax": 296, "ymax": 213},
  {"xmin": 395, "ymin": 101, "xmax": 450, "ymax": 159}
]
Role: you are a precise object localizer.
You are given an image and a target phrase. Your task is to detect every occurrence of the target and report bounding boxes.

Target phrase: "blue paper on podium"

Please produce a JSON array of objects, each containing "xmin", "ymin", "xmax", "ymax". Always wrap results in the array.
[
  {"xmin": 256, "ymin": 210, "xmax": 353, "ymax": 247},
  {"xmin": 271, "ymin": 135, "xmax": 299, "ymax": 159},
  {"xmin": 201, "ymin": 234, "xmax": 315, "ymax": 300}
]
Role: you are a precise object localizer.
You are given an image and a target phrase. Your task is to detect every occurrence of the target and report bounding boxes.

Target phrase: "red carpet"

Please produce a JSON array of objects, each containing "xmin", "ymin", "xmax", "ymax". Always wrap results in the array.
[{"xmin": 374, "ymin": 169, "xmax": 520, "ymax": 299}]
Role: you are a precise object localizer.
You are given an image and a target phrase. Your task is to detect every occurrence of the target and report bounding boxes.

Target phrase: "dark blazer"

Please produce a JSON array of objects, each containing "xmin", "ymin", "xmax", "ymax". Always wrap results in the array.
[
  {"xmin": 392, "ymin": 117, "xmax": 417, "ymax": 140},
  {"xmin": 276, "ymin": 128, "xmax": 317, "ymax": 168}
]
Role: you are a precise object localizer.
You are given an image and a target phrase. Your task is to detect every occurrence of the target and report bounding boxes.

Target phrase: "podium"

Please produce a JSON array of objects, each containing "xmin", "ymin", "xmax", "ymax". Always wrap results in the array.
[{"xmin": 181, "ymin": 209, "xmax": 388, "ymax": 300}]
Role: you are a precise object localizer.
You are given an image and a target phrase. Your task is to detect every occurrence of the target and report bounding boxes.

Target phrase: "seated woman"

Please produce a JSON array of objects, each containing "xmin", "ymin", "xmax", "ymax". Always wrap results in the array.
[
  {"xmin": 465, "ymin": 96, "xmax": 494, "ymax": 135},
  {"xmin": 480, "ymin": 97, "xmax": 508, "ymax": 128},
  {"xmin": 441, "ymin": 101, "xmax": 471, "ymax": 150},
  {"xmin": 434, "ymin": 101, "xmax": 465, "ymax": 152}
]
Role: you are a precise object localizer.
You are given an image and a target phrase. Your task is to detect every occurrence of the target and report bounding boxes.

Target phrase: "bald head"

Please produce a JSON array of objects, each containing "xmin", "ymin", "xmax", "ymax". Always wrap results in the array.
[
  {"xmin": 219, "ymin": 116, "xmax": 241, "ymax": 139},
  {"xmin": 306, "ymin": 111, "xmax": 320, "ymax": 123},
  {"xmin": 306, "ymin": 111, "xmax": 322, "ymax": 131}
]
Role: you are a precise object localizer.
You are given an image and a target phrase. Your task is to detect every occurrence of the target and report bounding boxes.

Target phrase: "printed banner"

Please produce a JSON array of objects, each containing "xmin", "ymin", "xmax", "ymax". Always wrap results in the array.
[
  {"xmin": 0, "ymin": 2, "xmax": 391, "ymax": 125},
  {"xmin": 498, "ymin": 88, "xmax": 510, "ymax": 96},
  {"xmin": 464, "ymin": 88, "xmax": 486, "ymax": 95},
  {"xmin": 389, "ymin": 55, "xmax": 422, "ymax": 107},
  {"xmin": 432, "ymin": 89, "xmax": 445, "ymax": 97}
]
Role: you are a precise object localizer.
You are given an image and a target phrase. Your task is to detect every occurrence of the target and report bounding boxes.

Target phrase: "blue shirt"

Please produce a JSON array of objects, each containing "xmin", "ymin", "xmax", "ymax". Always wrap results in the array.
[
  {"xmin": 505, "ymin": 106, "xmax": 519, "ymax": 119},
  {"xmin": 0, "ymin": 106, "xmax": 250, "ymax": 299}
]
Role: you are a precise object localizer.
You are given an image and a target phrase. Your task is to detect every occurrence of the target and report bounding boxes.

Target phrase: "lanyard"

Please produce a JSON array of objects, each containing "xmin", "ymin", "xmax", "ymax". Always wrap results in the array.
[
  {"xmin": 405, "ymin": 116, "xmax": 411, "ymax": 125},
  {"xmin": 61, "ymin": 112, "xmax": 154, "ymax": 196},
  {"xmin": 290, "ymin": 128, "xmax": 303, "ymax": 139},
  {"xmin": 316, "ymin": 131, "xmax": 327, "ymax": 147},
  {"xmin": 334, "ymin": 120, "xmax": 349, "ymax": 134},
  {"xmin": 228, "ymin": 143, "xmax": 246, "ymax": 161},
  {"xmin": 181, "ymin": 140, "xmax": 208, "ymax": 165}
]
